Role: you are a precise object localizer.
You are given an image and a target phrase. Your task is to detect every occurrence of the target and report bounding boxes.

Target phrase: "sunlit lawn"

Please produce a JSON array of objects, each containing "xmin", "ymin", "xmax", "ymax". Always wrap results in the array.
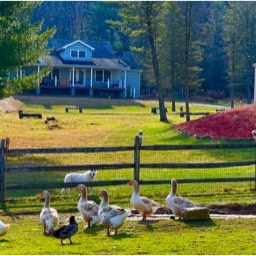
[
  {"xmin": 1, "ymin": 214, "xmax": 256, "ymax": 255},
  {"xmin": 1, "ymin": 95, "xmax": 256, "ymax": 203},
  {"xmin": 1, "ymin": 95, "xmax": 256, "ymax": 255}
]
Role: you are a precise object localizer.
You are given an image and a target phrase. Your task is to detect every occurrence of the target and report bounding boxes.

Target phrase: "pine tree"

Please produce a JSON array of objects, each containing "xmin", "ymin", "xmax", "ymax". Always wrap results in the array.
[
  {"xmin": 223, "ymin": 2, "xmax": 256, "ymax": 107},
  {"xmin": 159, "ymin": 2, "xmax": 185, "ymax": 112},
  {"xmin": 0, "ymin": 2, "xmax": 55, "ymax": 98},
  {"xmin": 179, "ymin": 2, "xmax": 204, "ymax": 121},
  {"xmin": 112, "ymin": 2, "xmax": 168, "ymax": 122}
]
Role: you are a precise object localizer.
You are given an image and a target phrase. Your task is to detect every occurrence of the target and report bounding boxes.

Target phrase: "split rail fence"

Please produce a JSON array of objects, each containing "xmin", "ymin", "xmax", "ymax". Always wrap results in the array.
[{"xmin": 0, "ymin": 137, "xmax": 256, "ymax": 202}]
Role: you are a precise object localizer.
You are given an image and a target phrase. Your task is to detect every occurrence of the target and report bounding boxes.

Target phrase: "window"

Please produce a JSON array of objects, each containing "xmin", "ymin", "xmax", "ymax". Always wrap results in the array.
[
  {"xmin": 104, "ymin": 70, "xmax": 111, "ymax": 82},
  {"xmin": 71, "ymin": 49, "xmax": 86, "ymax": 59},
  {"xmin": 79, "ymin": 51, "xmax": 86, "ymax": 58},
  {"xmin": 71, "ymin": 50, "xmax": 78, "ymax": 58},
  {"xmin": 95, "ymin": 70, "xmax": 111, "ymax": 82},
  {"xmin": 96, "ymin": 70, "xmax": 103, "ymax": 82}
]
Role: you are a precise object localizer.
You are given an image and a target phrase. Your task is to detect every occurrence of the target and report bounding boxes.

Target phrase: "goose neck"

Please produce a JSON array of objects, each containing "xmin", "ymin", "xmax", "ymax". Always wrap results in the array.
[
  {"xmin": 81, "ymin": 187, "xmax": 87, "ymax": 201},
  {"xmin": 44, "ymin": 193, "xmax": 50, "ymax": 208}
]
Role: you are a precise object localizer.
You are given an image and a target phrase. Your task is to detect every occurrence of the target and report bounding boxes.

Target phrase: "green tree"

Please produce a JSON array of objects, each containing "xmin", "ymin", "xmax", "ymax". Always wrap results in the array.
[
  {"xmin": 201, "ymin": 2, "xmax": 228, "ymax": 99},
  {"xmin": 159, "ymin": 2, "xmax": 185, "ymax": 112},
  {"xmin": 112, "ymin": 2, "xmax": 168, "ymax": 122},
  {"xmin": 0, "ymin": 2, "xmax": 55, "ymax": 98},
  {"xmin": 179, "ymin": 2, "xmax": 203, "ymax": 121},
  {"xmin": 223, "ymin": 2, "xmax": 256, "ymax": 107}
]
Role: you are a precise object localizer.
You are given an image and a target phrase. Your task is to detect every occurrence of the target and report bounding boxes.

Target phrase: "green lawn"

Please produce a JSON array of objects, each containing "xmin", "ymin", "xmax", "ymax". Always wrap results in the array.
[
  {"xmin": 1, "ymin": 214, "xmax": 256, "ymax": 255},
  {"xmin": 1, "ymin": 95, "xmax": 256, "ymax": 254},
  {"xmin": 1, "ymin": 95, "xmax": 256, "ymax": 204}
]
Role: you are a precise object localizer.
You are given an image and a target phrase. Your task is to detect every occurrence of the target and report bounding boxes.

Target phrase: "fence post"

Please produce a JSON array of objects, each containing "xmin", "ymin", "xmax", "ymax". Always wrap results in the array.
[
  {"xmin": 0, "ymin": 139, "xmax": 6, "ymax": 202},
  {"xmin": 134, "ymin": 135, "xmax": 141, "ymax": 182}
]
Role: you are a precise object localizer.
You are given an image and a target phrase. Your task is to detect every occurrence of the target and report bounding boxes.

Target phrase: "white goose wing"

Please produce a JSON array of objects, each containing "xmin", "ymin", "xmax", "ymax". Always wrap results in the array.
[
  {"xmin": 99, "ymin": 205, "xmax": 127, "ymax": 220},
  {"xmin": 141, "ymin": 196, "xmax": 160, "ymax": 208},
  {"xmin": 40, "ymin": 207, "xmax": 59, "ymax": 231},
  {"xmin": 0, "ymin": 221, "xmax": 10, "ymax": 236},
  {"xmin": 78, "ymin": 201, "xmax": 99, "ymax": 216},
  {"xmin": 173, "ymin": 196, "xmax": 195, "ymax": 210}
]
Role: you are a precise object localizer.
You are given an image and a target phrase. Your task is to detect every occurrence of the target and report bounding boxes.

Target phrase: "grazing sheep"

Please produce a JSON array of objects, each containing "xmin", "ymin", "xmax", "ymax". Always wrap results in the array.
[{"xmin": 61, "ymin": 170, "xmax": 97, "ymax": 195}]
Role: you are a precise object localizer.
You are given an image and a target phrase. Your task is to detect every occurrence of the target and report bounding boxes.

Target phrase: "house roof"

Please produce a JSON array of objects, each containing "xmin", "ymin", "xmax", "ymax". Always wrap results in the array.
[
  {"xmin": 116, "ymin": 51, "xmax": 142, "ymax": 70},
  {"xmin": 47, "ymin": 40, "xmax": 116, "ymax": 59},
  {"xmin": 37, "ymin": 39, "xmax": 142, "ymax": 71},
  {"xmin": 56, "ymin": 40, "xmax": 95, "ymax": 51}
]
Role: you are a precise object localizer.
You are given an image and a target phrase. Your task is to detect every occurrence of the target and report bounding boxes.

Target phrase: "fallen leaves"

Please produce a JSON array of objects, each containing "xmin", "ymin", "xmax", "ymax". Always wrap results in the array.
[{"xmin": 175, "ymin": 104, "xmax": 256, "ymax": 140}]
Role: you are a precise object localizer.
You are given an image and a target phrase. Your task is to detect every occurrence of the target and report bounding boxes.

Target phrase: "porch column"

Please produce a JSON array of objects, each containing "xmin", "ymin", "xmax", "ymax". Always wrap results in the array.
[
  {"xmin": 36, "ymin": 65, "xmax": 40, "ymax": 95},
  {"xmin": 20, "ymin": 66, "xmax": 23, "ymax": 79},
  {"xmin": 90, "ymin": 68, "xmax": 93, "ymax": 88},
  {"xmin": 37, "ymin": 65, "xmax": 40, "ymax": 87},
  {"xmin": 54, "ymin": 76, "xmax": 57, "ymax": 87},
  {"xmin": 254, "ymin": 64, "xmax": 256, "ymax": 103},
  {"xmin": 124, "ymin": 70, "xmax": 127, "ymax": 98},
  {"xmin": 89, "ymin": 68, "xmax": 93, "ymax": 97},
  {"xmin": 72, "ymin": 67, "xmax": 75, "ymax": 87}
]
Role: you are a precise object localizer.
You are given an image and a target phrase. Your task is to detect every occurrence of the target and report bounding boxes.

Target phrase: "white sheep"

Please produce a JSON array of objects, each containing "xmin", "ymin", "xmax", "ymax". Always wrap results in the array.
[{"xmin": 61, "ymin": 170, "xmax": 97, "ymax": 195}]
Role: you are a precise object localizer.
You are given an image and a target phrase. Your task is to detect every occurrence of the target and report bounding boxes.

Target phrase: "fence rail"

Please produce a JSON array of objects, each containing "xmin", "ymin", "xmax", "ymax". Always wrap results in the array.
[{"xmin": 0, "ymin": 137, "xmax": 256, "ymax": 202}]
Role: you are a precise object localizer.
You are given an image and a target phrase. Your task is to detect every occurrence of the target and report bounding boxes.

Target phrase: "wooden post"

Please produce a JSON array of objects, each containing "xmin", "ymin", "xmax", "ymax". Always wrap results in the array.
[
  {"xmin": 134, "ymin": 135, "xmax": 140, "ymax": 182},
  {"xmin": 0, "ymin": 139, "xmax": 6, "ymax": 202}
]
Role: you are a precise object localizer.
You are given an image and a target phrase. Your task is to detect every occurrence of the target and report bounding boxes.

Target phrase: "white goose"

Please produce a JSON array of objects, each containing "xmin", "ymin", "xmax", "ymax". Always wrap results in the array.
[
  {"xmin": 0, "ymin": 220, "xmax": 10, "ymax": 237},
  {"xmin": 166, "ymin": 179, "xmax": 195, "ymax": 219},
  {"xmin": 76, "ymin": 184, "xmax": 100, "ymax": 228},
  {"xmin": 127, "ymin": 180, "xmax": 160, "ymax": 221},
  {"xmin": 40, "ymin": 191, "xmax": 59, "ymax": 233},
  {"xmin": 98, "ymin": 189, "xmax": 130, "ymax": 235}
]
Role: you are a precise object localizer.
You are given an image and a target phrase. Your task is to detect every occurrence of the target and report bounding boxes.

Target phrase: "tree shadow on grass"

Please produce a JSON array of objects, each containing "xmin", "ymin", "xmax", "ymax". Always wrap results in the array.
[
  {"xmin": 138, "ymin": 219, "xmax": 160, "ymax": 232},
  {"xmin": 183, "ymin": 218, "xmax": 216, "ymax": 227},
  {"xmin": 0, "ymin": 239, "xmax": 10, "ymax": 243},
  {"xmin": 0, "ymin": 202, "xmax": 10, "ymax": 214},
  {"xmin": 107, "ymin": 232, "xmax": 135, "ymax": 240},
  {"xmin": 82, "ymin": 225, "xmax": 105, "ymax": 236}
]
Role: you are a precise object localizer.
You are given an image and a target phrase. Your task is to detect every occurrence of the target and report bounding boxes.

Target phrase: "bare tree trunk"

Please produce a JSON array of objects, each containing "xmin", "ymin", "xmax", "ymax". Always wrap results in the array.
[
  {"xmin": 171, "ymin": 87, "xmax": 176, "ymax": 112},
  {"xmin": 230, "ymin": 62, "xmax": 235, "ymax": 109},
  {"xmin": 146, "ymin": 4, "xmax": 168, "ymax": 122},
  {"xmin": 184, "ymin": 2, "xmax": 191, "ymax": 122}
]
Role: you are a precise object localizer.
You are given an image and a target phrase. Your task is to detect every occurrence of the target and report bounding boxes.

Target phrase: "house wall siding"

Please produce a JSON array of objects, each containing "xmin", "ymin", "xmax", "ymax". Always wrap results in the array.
[{"xmin": 126, "ymin": 71, "xmax": 140, "ymax": 99}]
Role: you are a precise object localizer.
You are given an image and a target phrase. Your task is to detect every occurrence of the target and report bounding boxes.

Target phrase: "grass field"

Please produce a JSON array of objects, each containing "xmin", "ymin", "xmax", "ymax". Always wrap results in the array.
[
  {"xmin": 1, "ymin": 95, "xmax": 256, "ymax": 255},
  {"xmin": 2, "ymin": 95, "xmax": 255, "ymax": 204},
  {"xmin": 1, "ymin": 214, "xmax": 256, "ymax": 255}
]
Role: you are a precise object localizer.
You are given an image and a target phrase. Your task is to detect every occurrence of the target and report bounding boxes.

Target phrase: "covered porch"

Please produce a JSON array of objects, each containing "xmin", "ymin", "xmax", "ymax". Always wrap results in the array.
[{"xmin": 35, "ymin": 65, "xmax": 135, "ymax": 98}]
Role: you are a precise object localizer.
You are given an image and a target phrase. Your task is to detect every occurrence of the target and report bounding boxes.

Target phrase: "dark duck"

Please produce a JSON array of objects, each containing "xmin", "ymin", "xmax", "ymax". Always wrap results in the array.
[{"xmin": 52, "ymin": 216, "xmax": 78, "ymax": 245}]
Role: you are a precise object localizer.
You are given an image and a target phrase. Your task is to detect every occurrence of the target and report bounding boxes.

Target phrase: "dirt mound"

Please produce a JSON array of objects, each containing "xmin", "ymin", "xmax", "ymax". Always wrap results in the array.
[
  {"xmin": 0, "ymin": 96, "xmax": 22, "ymax": 112},
  {"xmin": 208, "ymin": 203, "xmax": 256, "ymax": 215},
  {"xmin": 134, "ymin": 204, "xmax": 256, "ymax": 215},
  {"xmin": 175, "ymin": 104, "xmax": 256, "ymax": 140}
]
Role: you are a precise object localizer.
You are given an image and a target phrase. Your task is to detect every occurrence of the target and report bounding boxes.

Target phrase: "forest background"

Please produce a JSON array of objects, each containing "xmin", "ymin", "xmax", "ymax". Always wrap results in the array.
[
  {"xmin": 32, "ymin": 1, "xmax": 256, "ymax": 105},
  {"xmin": 1, "ymin": 1, "xmax": 256, "ymax": 114}
]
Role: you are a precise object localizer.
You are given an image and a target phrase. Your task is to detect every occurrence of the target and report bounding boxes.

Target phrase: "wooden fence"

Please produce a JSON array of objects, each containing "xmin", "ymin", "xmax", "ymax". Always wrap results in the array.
[{"xmin": 0, "ymin": 137, "xmax": 256, "ymax": 202}]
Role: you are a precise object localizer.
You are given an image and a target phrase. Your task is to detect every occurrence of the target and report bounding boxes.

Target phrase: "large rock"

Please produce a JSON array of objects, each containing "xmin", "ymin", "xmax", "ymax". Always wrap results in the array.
[{"xmin": 181, "ymin": 206, "xmax": 210, "ymax": 221}]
